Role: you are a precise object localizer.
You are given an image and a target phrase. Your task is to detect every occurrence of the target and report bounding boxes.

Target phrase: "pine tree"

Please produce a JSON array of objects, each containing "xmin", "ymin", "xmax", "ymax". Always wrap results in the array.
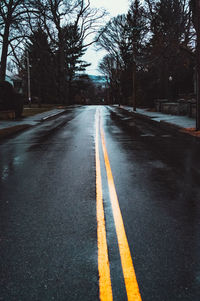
[{"xmin": 27, "ymin": 29, "xmax": 57, "ymax": 104}]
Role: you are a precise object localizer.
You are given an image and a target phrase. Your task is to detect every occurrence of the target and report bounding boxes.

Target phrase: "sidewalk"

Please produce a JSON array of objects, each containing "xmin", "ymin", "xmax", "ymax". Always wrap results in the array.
[
  {"xmin": 117, "ymin": 105, "xmax": 200, "ymax": 138},
  {"xmin": 0, "ymin": 108, "xmax": 67, "ymax": 139}
]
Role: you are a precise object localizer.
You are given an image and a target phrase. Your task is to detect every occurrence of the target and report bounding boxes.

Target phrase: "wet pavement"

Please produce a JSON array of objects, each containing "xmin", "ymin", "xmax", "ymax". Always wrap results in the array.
[
  {"xmin": 104, "ymin": 106, "xmax": 200, "ymax": 300},
  {"xmin": 0, "ymin": 105, "xmax": 200, "ymax": 300}
]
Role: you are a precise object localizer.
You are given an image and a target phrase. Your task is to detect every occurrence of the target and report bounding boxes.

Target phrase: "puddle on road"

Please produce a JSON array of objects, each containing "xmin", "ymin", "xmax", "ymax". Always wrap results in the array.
[
  {"xmin": 1, "ymin": 166, "xmax": 9, "ymax": 181},
  {"xmin": 161, "ymin": 134, "xmax": 172, "ymax": 138},
  {"xmin": 140, "ymin": 133, "xmax": 155, "ymax": 137},
  {"xmin": 0, "ymin": 156, "xmax": 23, "ymax": 181},
  {"xmin": 148, "ymin": 160, "xmax": 168, "ymax": 169}
]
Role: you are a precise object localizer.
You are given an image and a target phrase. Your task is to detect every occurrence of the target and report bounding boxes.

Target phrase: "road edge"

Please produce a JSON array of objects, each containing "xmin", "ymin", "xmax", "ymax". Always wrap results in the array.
[
  {"xmin": 0, "ymin": 109, "xmax": 68, "ymax": 140},
  {"xmin": 115, "ymin": 106, "xmax": 200, "ymax": 143}
]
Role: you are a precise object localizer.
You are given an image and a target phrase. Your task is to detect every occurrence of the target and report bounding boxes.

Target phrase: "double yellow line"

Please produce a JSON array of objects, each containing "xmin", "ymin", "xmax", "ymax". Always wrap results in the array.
[{"xmin": 95, "ymin": 109, "xmax": 142, "ymax": 301}]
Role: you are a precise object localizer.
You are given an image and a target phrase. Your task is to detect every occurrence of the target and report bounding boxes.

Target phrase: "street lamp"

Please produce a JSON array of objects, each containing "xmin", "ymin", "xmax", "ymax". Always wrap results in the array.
[
  {"xmin": 168, "ymin": 75, "xmax": 173, "ymax": 100},
  {"xmin": 169, "ymin": 75, "xmax": 173, "ymax": 82}
]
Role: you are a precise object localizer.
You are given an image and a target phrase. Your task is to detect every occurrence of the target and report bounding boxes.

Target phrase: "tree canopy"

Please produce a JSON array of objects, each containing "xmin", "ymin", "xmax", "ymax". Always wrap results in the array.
[
  {"xmin": 98, "ymin": 0, "xmax": 195, "ymax": 106},
  {"xmin": 0, "ymin": 0, "xmax": 106, "ymax": 103}
]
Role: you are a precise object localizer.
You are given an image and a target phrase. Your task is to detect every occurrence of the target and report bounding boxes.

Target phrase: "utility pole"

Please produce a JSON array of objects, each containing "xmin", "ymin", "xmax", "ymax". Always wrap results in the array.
[
  {"xmin": 196, "ymin": 0, "xmax": 200, "ymax": 130},
  {"xmin": 132, "ymin": 60, "xmax": 136, "ymax": 111},
  {"xmin": 132, "ymin": 37, "xmax": 137, "ymax": 111},
  {"xmin": 26, "ymin": 51, "xmax": 31, "ymax": 106}
]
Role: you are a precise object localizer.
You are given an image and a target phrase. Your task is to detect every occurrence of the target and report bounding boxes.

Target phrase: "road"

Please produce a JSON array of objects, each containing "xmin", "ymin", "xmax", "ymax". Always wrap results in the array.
[{"xmin": 0, "ymin": 105, "xmax": 200, "ymax": 301}]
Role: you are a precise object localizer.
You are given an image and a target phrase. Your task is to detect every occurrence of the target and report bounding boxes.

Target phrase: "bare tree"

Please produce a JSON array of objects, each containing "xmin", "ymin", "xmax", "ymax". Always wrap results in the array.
[
  {"xmin": 97, "ymin": 1, "xmax": 147, "ymax": 108},
  {"xmin": 0, "ymin": 0, "xmax": 38, "ymax": 81},
  {"xmin": 31, "ymin": 0, "xmax": 107, "ymax": 103},
  {"xmin": 97, "ymin": 15, "xmax": 130, "ymax": 67}
]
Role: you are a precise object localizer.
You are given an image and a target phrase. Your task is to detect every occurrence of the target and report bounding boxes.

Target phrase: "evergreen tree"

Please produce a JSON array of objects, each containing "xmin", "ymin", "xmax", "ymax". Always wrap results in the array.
[
  {"xmin": 27, "ymin": 28, "xmax": 57, "ymax": 104},
  {"xmin": 62, "ymin": 24, "xmax": 90, "ymax": 92},
  {"xmin": 143, "ymin": 0, "xmax": 194, "ymax": 101}
]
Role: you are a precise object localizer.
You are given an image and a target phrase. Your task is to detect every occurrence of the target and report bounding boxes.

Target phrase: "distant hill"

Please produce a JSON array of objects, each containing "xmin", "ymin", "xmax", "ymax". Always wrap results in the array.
[
  {"xmin": 88, "ymin": 75, "xmax": 107, "ymax": 85},
  {"xmin": 74, "ymin": 73, "xmax": 107, "ymax": 87}
]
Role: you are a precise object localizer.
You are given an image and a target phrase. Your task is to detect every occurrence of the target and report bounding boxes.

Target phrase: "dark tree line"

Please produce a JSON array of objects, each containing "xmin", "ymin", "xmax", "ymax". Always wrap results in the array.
[
  {"xmin": 98, "ymin": 0, "xmax": 196, "ymax": 107},
  {"xmin": 0, "ymin": 0, "xmax": 106, "ymax": 104}
]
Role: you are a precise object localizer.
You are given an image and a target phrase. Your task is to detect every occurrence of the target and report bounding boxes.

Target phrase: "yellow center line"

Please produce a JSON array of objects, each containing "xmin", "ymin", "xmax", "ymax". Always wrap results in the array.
[
  {"xmin": 100, "ymin": 113, "xmax": 142, "ymax": 301},
  {"xmin": 95, "ymin": 109, "xmax": 113, "ymax": 301}
]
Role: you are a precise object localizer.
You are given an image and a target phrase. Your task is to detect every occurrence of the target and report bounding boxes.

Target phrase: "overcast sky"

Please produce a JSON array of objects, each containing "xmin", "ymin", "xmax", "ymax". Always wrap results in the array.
[{"xmin": 83, "ymin": 0, "xmax": 129, "ymax": 75}]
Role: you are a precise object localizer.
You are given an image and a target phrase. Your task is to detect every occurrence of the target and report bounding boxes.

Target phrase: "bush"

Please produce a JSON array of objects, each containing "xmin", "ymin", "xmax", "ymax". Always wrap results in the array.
[
  {"xmin": 14, "ymin": 93, "xmax": 24, "ymax": 118},
  {"xmin": 0, "ymin": 80, "xmax": 24, "ymax": 117}
]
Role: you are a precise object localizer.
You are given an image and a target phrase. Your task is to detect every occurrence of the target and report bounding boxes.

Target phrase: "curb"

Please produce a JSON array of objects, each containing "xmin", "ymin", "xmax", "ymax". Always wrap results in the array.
[
  {"xmin": 116, "ymin": 106, "xmax": 200, "ymax": 142},
  {"xmin": 0, "ymin": 109, "xmax": 68, "ymax": 140},
  {"xmin": 41, "ymin": 109, "xmax": 68, "ymax": 121},
  {"xmin": 0, "ymin": 124, "xmax": 32, "ymax": 140}
]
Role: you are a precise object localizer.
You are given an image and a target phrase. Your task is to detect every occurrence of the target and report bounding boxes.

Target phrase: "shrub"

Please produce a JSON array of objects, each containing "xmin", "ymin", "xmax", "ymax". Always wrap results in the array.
[{"xmin": 0, "ymin": 80, "xmax": 24, "ymax": 117}]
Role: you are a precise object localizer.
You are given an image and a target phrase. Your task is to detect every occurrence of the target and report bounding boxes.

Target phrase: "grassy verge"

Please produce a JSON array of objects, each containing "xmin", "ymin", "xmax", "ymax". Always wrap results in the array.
[
  {"xmin": 22, "ymin": 104, "xmax": 64, "ymax": 117},
  {"xmin": 181, "ymin": 128, "xmax": 200, "ymax": 137},
  {"xmin": 0, "ymin": 104, "xmax": 66, "ymax": 139}
]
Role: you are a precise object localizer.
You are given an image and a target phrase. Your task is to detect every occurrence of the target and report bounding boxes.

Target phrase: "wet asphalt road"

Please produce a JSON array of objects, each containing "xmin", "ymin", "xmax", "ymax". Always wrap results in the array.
[{"xmin": 0, "ymin": 105, "xmax": 200, "ymax": 301}]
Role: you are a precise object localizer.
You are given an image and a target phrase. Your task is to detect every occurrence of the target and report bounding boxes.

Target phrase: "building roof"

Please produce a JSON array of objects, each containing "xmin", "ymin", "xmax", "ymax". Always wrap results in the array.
[
  {"xmin": 5, "ymin": 70, "xmax": 22, "ymax": 85},
  {"xmin": 5, "ymin": 70, "xmax": 14, "ymax": 85}
]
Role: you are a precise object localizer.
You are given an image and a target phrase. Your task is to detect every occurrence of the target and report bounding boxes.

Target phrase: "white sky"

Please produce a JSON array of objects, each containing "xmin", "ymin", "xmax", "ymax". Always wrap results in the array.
[{"xmin": 83, "ymin": 0, "xmax": 129, "ymax": 75}]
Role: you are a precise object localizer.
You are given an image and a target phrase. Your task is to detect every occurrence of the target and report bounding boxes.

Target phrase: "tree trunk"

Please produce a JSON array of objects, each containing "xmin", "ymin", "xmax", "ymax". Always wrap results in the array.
[
  {"xmin": 0, "ymin": 24, "xmax": 10, "ymax": 82},
  {"xmin": 58, "ymin": 46, "xmax": 66, "ymax": 104},
  {"xmin": 57, "ymin": 29, "xmax": 66, "ymax": 104},
  {"xmin": 196, "ymin": 0, "xmax": 200, "ymax": 130}
]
